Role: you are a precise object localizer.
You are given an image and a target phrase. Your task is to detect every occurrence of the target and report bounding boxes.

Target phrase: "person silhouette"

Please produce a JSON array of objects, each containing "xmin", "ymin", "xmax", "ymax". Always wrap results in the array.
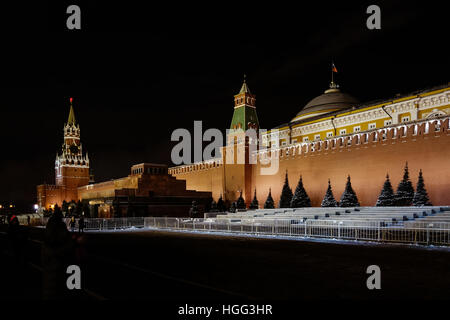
[
  {"xmin": 41, "ymin": 206, "xmax": 75, "ymax": 299},
  {"xmin": 70, "ymin": 216, "xmax": 76, "ymax": 233},
  {"xmin": 78, "ymin": 215, "xmax": 85, "ymax": 233}
]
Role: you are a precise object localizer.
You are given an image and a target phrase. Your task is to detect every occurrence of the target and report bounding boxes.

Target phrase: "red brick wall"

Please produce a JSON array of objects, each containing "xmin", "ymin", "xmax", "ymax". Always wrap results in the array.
[
  {"xmin": 172, "ymin": 118, "xmax": 450, "ymax": 206},
  {"xmin": 253, "ymin": 119, "xmax": 450, "ymax": 206}
]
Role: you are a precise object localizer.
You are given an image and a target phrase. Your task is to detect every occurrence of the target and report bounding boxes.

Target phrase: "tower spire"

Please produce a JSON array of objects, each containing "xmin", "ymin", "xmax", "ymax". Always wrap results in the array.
[
  {"xmin": 67, "ymin": 97, "xmax": 76, "ymax": 125},
  {"xmin": 239, "ymin": 74, "xmax": 251, "ymax": 94}
]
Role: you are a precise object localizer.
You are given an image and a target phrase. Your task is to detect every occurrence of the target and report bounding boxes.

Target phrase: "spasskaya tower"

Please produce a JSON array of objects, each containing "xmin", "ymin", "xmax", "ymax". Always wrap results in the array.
[{"xmin": 37, "ymin": 98, "xmax": 91, "ymax": 209}]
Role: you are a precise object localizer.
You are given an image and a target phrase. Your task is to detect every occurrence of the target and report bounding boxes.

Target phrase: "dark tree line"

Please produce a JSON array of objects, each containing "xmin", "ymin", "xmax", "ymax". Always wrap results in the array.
[
  {"xmin": 209, "ymin": 163, "xmax": 431, "ymax": 211},
  {"xmin": 376, "ymin": 163, "xmax": 431, "ymax": 206}
]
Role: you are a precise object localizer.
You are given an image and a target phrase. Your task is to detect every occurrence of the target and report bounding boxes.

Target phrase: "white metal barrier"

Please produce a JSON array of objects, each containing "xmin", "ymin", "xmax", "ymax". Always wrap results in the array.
[
  {"xmin": 41, "ymin": 217, "xmax": 145, "ymax": 230},
  {"xmin": 36, "ymin": 216, "xmax": 450, "ymax": 246},
  {"xmin": 142, "ymin": 217, "xmax": 450, "ymax": 246}
]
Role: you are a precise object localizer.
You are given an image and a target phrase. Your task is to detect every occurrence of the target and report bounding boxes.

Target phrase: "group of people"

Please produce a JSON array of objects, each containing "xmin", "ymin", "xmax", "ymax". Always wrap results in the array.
[
  {"xmin": 42, "ymin": 209, "xmax": 86, "ymax": 299},
  {"xmin": 69, "ymin": 215, "xmax": 85, "ymax": 233},
  {"xmin": 3, "ymin": 209, "xmax": 87, "ymax": 299}
]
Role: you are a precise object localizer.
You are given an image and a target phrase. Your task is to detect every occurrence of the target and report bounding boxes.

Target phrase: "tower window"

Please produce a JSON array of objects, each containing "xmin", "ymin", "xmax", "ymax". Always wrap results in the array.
[
  {"xmin": 353, "ymin": 126, "xmax": 361, "ymax": 133},
  {"xmin": 339, "ymin": 129, "xmax": 347, "ymax": 135},
  {"xmin": 401, "ymin": 116, "xmax": 410, "ymax": 123},
  {"xmin": 369, "ymin": 123, "xmax": 376, "ymax": 130},
  {"xmin": 326, "ymin": 132, "xmax": 333, "ymax": 138}
]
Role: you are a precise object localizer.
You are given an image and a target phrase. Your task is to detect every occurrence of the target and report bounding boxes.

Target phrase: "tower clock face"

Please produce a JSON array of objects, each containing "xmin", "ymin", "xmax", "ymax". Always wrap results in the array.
[{"xmin": 70, "ymin": 144, "xmax": 79, "ymax": 154}]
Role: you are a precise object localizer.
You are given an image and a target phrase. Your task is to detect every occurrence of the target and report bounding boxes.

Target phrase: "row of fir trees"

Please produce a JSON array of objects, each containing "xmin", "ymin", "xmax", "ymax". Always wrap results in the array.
[{"xmin": 257, "ymin": 163, "xmax": 431, "ymax": 209}]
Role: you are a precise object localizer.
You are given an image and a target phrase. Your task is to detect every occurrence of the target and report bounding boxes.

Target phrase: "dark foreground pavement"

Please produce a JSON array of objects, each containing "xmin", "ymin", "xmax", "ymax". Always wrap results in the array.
[{"xmin": 1, "ymin": 226, "xmax": 450, "ymax": 300}]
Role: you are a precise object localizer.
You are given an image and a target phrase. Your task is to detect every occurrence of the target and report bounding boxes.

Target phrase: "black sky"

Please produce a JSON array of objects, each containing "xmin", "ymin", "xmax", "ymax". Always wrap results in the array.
[{"xmin": 1, "ymin": 1, "xmax": 448, "ymax": 209}]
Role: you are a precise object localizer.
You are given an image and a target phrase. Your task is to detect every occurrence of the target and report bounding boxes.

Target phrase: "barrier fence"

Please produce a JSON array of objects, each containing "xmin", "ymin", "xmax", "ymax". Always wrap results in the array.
[
  {"xmin": 143, "ymin": 217, "xmax": 450, "ymax": 246},
  {"xmin": 39, "ymin": 217, "xmax": 145, "ymax": 231},
  {"xmin": 35, "ymin": 216, "xmax": 450, "ymax": 246}
]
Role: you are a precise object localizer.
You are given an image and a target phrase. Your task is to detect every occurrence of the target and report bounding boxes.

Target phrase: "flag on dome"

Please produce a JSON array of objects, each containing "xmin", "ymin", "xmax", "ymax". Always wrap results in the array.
[{"xmin": 332, "ymin": 62, "xmax": 338, "ymax": 73}]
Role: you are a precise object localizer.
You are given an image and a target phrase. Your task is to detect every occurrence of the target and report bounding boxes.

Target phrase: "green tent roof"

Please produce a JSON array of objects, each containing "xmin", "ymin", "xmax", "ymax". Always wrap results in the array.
[{"xmin": 67, "ymin": 103, "xmax": 76, "ymax": 125}]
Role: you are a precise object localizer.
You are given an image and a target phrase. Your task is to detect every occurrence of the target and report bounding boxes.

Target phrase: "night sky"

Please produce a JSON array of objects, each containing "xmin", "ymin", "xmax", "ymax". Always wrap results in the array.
[{"xmin": 1, "ymin": 1, "xmax": 448, "ymax": 209}]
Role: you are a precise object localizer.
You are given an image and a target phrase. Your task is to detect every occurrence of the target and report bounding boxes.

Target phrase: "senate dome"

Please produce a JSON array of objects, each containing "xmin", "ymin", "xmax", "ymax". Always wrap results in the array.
[{"xmin": 291, "ymin": 82, "xmax": 359, "ymax": 123}]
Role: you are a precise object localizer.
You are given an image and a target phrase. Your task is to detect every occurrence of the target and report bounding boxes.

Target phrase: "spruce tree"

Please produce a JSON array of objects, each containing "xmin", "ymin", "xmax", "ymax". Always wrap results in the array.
[
  {"xmin": 229, "ymin": 201, "xmax": 237, "ymax": 213},
  {"xmin": 376, "ymin": 174, "xmax": 395, "ymax": 206},
  {"xmin": 321, "ymin": 179, "xmax": 337, "ymax": 207},
  {"xmin": 290, "ymin": 175, "xmax": 311, "ymax": 208},
  {"xmin": 249, "ymin": 189, "xmax": 259, "ymax": 210},
  {"xmin": 395, "ymin": 162, "xmax": 415, "ymax": 206},
  {"xmin": 412, "ymin": 169, "xmax": 432, "ymax": 206},
  {"xmin": 279, "ymin": 171, "xmax": 293, "ymax": 208},
  {"xmin": 236, "ymin": 191, "xmax": 246, "ymax": 210},
  {"xmin": 217, "ymin": 194, "xmax": 225, "ymax": 212},
  {"xmin": 339, "ymin": 175, "xmax": 360, "ymax": 207},
  {"xmin": 264, "ymin": 189, "xmax": 275, "ymax": 209},
  {"xmin": 189, "ymin": 200, "xmax": 199, "ymax": 218},
  {"xmin": 210, "ymin": 199, "xmax": 218, "ymax": 212}
]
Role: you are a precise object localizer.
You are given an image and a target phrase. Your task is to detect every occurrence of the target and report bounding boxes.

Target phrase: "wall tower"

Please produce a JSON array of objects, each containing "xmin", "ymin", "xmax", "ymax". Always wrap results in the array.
[{"xmin": 55, "ymin": 98, "xmax": 90, "ymax": 202}]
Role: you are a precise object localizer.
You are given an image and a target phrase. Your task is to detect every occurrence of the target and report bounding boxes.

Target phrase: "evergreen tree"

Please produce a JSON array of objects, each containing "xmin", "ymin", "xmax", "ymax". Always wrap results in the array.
[
  {"xmin": 321, "ymin": 179, "xmax": 337, "ymax": 207},
  {"xmin": 236, "ymin": 191, "xmax": 246, "ymax": 210},
  {"xmin": 229, "ymin": 201, "xmax": 237, "ymax": 213},
  {"xmin": 279, "ymin": 171, "xmax": 293, "ymax": 208},
  {"xmin": 395, "ymin": 162, "xmax": 415, "ymax": 206},
  {"xmin": 339, "ymin": 175, "xmax": 360, "ymax": 207},
  {"xmin": 249, "ymin": 189, "xmax": 259, "ymax": 210},
  {"xmin": 189, "ymin": 200, "xmax": 199, "ymax": 218},
  {"xmin": 264, "ymin": 189, "xmax": 275, "ymax": 209},
  {"xmin": 210, "ymin": 199, "xmax": 218, "ymax": 212},
  {"xmin": 376, "ymin": 174, "xmax": 395, "ymax": 206},
  {"xmin": 290, "ymin": 175, "xmax": 311, "ymax": 208},
  {"xmin": 217, "ymin": 194, "xmax": 225, "ymax": 212},
  {"xmin": 413, "ymin": 169, "xmax": 432, "ymax": 206}
]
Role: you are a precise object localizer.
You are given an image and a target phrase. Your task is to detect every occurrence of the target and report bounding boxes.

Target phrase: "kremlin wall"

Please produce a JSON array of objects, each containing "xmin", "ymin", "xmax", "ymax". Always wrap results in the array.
[
  {"xmin": 37, "ymin": 79, "xmax": 450, "ymax": 216},
  {"xmin": 169, "ymin": 82, "xmax": 450, "ymax": 207}
]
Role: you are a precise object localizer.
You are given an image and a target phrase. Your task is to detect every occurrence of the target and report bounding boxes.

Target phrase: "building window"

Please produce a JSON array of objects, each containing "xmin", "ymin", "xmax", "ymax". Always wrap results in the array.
[
  {"xmin": 281, "ymin": 141, "xmax": 287, "ymax": 146},
  {"xmin": 291, "ymin": 138, "xmax": 297, "ymax": 144},
  {"xmin": 401, "ymin": 116, "xmax": 410, "ymax": 123},
  {"xmin": 384, "ymin": 120, "xmax": 392, "ymax": 126},
  {"xmin": 339, "ymin": 129, "xmax": 346, "ymax": 135},
  {"xmin": 314, "ymin": 134, "xmax": 321, "ymax": 141},
  {"xmin": 353, "ymin": 126, "xmax": 361, "ymax": 133},
  {"xmin": 303, "ymin": 137, "xmax": 309, "ymax": 142},
  {"xmin": 369, "ymin": 123, "xmax": 376, "ymax": 130},
  {"xmin": 326, "ymin": 132, "xmax": 333, "ymax": 138}
]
